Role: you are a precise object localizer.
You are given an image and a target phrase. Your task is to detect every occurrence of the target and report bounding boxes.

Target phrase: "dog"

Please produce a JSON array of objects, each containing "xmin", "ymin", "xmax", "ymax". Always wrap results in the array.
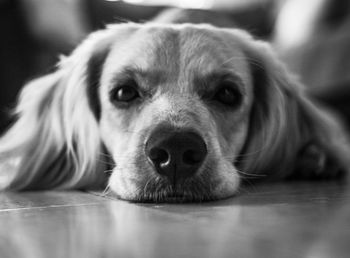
[{"xmin": 0, "ymin": 18, "xmax": 349, "ymax": 202}]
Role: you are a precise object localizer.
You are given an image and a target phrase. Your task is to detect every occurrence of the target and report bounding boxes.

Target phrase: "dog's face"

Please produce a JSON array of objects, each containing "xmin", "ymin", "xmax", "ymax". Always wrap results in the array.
[
  {"xmin": 2, "ymin": 23, "xmax": 348, "ymax": 202},
  {"xmin": 98, "ymin": 25, "xmax": 254, "ymax": 201}
]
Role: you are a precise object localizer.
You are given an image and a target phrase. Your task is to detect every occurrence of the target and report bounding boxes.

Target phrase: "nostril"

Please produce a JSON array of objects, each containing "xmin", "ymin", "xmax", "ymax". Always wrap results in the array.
[
  {"xmin": 183, "ymin": 149, "xmax": 204, "ymax": 165},
  {"xmin": 149, "ymin": 148, "xmax": 169, "ymax": 165}
]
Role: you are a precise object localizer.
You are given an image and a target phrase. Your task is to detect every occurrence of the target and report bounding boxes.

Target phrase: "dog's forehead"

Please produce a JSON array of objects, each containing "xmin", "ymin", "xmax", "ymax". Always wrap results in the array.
[{"xmin": 103, "ymin": 25, "xmax": 251, "ymax": 89}]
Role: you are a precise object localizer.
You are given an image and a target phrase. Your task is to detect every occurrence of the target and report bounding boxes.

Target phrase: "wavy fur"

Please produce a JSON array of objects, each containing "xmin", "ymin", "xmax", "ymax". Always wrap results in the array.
[
  {"xmin": 237, "ymin": 37, "xmax": 350, "ymax": 180},
  {"xmin": 0, "ymin": 26, "xmax": 123, "ymax": 189}
]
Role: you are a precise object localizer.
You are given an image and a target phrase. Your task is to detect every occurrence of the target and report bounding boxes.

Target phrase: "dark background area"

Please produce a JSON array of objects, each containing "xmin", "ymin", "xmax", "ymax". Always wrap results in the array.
[{"xmin": 1, "ymin": 0, "xmax": 350, "ymax": 132}]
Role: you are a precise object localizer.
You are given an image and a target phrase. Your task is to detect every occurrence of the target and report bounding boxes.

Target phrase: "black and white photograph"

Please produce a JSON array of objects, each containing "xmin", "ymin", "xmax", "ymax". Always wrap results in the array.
[{"xmin": 0, "ymin": 0, "xmax": 350, "ymax": 257}]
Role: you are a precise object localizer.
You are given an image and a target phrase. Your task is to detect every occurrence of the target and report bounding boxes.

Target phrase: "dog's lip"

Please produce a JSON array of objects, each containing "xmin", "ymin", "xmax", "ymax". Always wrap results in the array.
[
  {"xmin": 161, "ymin": 196, "xmax": 194, "ymax": 203},
  {"xmin": 159, "ymin": 193, "xmax": 216, "ymax": 203},
  {"xmin": 161, "ymin": 189, "xmax": 212, "ymax": 203}
]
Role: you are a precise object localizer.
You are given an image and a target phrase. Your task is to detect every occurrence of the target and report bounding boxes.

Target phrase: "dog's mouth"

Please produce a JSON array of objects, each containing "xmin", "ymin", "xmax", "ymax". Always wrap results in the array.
[
  {"xmin": 108, "ymin": 159, "xmax": 240, "ymax": 203},
  {"xmin": 138, "ymin": 193, "xmax": 194, "ymax": 203},
  {"xmin": 131, "ymin": 175, "xmax": 217, "ymax": 203},
  {"xmin": 134, "ymin": 191, "xmax": 215, "ymax": 203}
]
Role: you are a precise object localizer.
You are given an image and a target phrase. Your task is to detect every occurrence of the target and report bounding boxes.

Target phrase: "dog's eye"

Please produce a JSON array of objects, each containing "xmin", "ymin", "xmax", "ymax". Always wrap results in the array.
[
  {"xmin": 213, "ymin": 83, "xmax": 242, "ymax": 107},
  {"xmin": 112, "ymin": 84, "xmax": 140, "ymax": 103},
  {"xmin": 116, "ymin": 86, "xmax": 139, "ymax": 102}
]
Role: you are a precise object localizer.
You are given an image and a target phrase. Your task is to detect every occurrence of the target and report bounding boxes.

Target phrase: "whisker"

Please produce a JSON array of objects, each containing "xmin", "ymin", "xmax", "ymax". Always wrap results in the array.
[
  {"xmin": 102, "ymin": 185, "xmax": 111, "ymax": 196},
  {"xmin": 96, "ymin": 159, "xmax": 116, "ymax": 167},
  {"xmin": 236, "ymin": 168, "xmax": 267, "ymax": 178},
  {"xmin": 99, "ymin": 152, "xmax": 114, "ymax": 159},
  {"xmin": 104, "ymin": 169, "xmax": 114, "ymax": 174}
]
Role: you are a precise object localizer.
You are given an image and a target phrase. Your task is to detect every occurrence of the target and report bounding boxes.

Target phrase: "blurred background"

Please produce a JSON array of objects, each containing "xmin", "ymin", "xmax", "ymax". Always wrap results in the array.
[{"xmin": 1, "ymin": 0, "xmax": 350, "ymax": 132}]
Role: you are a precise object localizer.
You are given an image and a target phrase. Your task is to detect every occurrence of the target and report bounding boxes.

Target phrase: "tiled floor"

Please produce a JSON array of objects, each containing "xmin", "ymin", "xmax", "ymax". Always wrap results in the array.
[{"xmin": 0, "ymin": 181, "xmax": 349, "ymax": 258}]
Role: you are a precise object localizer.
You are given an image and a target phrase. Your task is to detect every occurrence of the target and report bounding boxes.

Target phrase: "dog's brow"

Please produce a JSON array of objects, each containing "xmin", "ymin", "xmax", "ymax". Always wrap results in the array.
[
  {"xmin": 112, "ymin": 66, "xmax": 166, "ymax": 89},
  {"xmin": 194, "ymin": 70, "xmax": 245, "ymax": 93}
]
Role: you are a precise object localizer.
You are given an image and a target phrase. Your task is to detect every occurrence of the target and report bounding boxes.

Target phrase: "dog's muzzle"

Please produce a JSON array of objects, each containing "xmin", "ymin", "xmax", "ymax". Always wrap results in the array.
[{"xmin": 145, "ymin": 126, "xmax": 207, "ymax": 185}]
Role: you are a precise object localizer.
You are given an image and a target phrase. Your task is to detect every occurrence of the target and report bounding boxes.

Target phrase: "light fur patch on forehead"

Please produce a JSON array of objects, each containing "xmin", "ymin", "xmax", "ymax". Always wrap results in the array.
[
  {"xmin": 101, "ymin": 24, "xmax": 252, "ymax": 95},
  {"xmin": 102, "ymin": 26, "xmax": 180, "ymax": 86}
]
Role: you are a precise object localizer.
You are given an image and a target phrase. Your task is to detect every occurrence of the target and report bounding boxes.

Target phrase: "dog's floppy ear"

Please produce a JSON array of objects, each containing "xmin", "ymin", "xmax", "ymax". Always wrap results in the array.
[
  {"xmin": 0, "ymin": 26, "xmax": 122, "ymax": 190},
  {"xmin": 236, "ymin": 36, "xmax": 350, "ymax": 180}
]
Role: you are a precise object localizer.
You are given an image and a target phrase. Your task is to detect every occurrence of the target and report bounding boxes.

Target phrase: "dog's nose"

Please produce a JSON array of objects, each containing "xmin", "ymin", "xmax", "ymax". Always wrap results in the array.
[{"xmin": 145, "ymin": 129, "xmax": 207, "ymax": 184}]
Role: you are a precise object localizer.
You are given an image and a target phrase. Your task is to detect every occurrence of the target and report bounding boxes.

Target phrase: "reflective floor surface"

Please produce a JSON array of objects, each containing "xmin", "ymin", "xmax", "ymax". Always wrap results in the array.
[{"xmin": 0, "ymin": 181, "xmax": 349, "ymax": 258}]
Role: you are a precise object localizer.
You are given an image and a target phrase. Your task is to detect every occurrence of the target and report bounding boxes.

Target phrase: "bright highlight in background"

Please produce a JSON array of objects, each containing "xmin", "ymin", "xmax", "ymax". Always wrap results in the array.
[
  {"xmin": 105, "ymin": 0, "xmax": 215, "ymax": 9},
  {"xmin": 274, "ymin": 0, "xmax": 327, "ymax": 50}
]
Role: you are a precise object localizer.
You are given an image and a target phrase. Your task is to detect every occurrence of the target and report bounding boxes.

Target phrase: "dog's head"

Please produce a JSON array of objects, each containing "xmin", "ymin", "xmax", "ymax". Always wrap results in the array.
[
  {"xmin": 100, "ymin": 25, "xmax": 254, "ymax": 201},
  {"xmin": 1, "ymin": 23, "xmax": 348, "ymax": 202}
]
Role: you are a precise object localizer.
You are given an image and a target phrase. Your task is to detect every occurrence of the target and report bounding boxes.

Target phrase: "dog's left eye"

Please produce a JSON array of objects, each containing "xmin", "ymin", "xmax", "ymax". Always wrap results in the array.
[{"xmin": 213, "ymin": 84, "xmax": 242, "ymax": 107}]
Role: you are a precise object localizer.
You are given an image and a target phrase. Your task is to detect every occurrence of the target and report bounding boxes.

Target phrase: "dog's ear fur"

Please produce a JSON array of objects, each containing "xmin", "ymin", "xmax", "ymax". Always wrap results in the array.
[
  {"xmin": 235, "ymin": 35, "xmax": 350, "ymax": 180},
  {"xmin": 0, "ymin": 26, "xmax": 124, "ymax": 190}
]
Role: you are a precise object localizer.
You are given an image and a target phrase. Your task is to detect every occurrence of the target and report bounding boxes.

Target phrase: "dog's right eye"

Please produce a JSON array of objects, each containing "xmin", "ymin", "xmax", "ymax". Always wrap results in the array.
[
  {"xmin": 115, "ymin": 86, "xmax": 139, "ymax": 102},
  {"xmin": 111, "ymin": 82, "xmax": 140, "ymax": 106}
]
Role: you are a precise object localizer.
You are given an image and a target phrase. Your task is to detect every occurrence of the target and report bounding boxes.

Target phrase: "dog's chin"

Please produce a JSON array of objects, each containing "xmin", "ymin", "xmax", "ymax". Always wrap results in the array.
[{"xmin": 108, "ymin": 170, "xmax": 240, "ymax": 203}]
